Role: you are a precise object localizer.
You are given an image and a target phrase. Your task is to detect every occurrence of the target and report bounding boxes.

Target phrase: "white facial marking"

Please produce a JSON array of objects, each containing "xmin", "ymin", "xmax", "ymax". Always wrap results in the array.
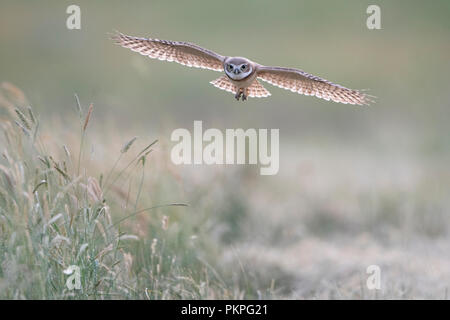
[{"xmin": 225, "ymin": 62, "xmax": 253, "ymax": 80}]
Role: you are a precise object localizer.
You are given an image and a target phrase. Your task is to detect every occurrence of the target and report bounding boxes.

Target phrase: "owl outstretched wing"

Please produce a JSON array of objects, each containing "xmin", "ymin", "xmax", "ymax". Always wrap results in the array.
[
  {"xmin": 257, "ymin": 66, "xmax": 373, "ymax": 105},
  {"xmin": 112, "ymin": 31, "xmax": 226, "ymax": 72}
]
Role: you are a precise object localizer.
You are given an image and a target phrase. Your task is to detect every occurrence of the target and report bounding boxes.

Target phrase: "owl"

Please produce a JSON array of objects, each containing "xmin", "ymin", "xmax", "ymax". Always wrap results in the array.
[{"xmin": 112, "ymin": 32, "xmax": 373, "ymax": 105}]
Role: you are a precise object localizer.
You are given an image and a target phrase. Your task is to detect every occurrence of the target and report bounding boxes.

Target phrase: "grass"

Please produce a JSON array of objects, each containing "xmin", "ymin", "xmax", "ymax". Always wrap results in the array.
[
  {"xmin": 0, "ymin": 84, "xmax": 278, "ymax": 299},
  {"xmin": 1, "ymin": 83, "xmax": 450, "ymax": 299}
]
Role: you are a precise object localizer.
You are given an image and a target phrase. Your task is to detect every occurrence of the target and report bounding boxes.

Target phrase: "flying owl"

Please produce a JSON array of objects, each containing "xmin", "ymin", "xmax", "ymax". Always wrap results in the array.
[{"xmin": 112, "ymin": 32, "xmax": 372, "ymax": 105}]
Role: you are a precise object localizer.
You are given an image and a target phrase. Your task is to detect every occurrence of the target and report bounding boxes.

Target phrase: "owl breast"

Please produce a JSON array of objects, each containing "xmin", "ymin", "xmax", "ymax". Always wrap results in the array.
[{"xmin": 227, "ymin": 71, "xmax": 257, "ymax": 89}]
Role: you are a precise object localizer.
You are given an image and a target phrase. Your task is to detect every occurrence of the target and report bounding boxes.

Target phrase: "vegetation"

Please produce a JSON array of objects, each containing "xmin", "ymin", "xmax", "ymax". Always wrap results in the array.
[{"xmin": 0, "ymin": 86, "xmax": 277, "ymax": 299}]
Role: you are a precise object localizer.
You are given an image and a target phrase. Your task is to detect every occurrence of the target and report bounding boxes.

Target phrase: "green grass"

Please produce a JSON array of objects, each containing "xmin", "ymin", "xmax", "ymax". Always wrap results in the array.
[
  {"xmin": 2, "ymin": 84, "xmax": 450, "ymax": 299},
  {"xmin": 0, "ymin": 86, "xmax": 278, "ymax": 299}
]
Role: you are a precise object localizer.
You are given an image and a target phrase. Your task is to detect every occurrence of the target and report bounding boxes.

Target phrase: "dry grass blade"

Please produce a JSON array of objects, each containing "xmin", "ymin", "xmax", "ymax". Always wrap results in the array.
[
  {"xmin": 103, "ymin": 139, "xmax": 158, "ymax": 194},
  {"xmin": 14, "ymin": 120, "xmax": 30, "ymax": 137},
  {"xmin": 137, "ymin": 139, "xmax": 158, "ymax": 158},
  {"xmin": 32, "ymin": 180, "xmax": 47, "ymax": 193},
  {"xmin": 83, "ymin": 103, "xmax": 94, "ymax": 131},
  {"xmin": 27, "ymin": 106, "xmax": 36, "ymax": 124},
  {"xmin": 107, "ymin": 203, "xmax": 188, "ymax": 231},
  {"xmin": 54, "ymin": 164, "xmax": 70, "ymax": 181},
  {"xmin": 15, "ymin": 108, "xmax": 31, "ymax": 130},
  {"xmin": 63, "ymin": 145, "xmax": 71, "ymax": 158},
  {"xmin": 74, "ymin": 93, "xmax": 82, "ymax": 117}
]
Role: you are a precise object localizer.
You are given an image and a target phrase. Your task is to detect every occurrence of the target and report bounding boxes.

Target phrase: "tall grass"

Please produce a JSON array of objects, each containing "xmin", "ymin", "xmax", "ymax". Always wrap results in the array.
[{"xmin": 0, "ymin": 84, "xmax": 270, "ymax": 299}]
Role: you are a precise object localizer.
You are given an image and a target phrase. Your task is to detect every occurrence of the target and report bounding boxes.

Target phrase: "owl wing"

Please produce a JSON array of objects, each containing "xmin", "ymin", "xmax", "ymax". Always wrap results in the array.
[
  {"xmin": 112, "ymin": 32, "xmax": 225, "ymax": 72},
  {"xmin": 256, "ymin": 66, "xmax": 373, "ymax": 105}
]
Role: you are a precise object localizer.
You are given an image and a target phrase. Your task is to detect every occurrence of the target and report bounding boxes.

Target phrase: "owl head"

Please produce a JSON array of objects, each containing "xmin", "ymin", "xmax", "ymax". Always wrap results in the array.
[{"xmin": 224, "ymin": 57, "xmax": 253, "ymax": 80}]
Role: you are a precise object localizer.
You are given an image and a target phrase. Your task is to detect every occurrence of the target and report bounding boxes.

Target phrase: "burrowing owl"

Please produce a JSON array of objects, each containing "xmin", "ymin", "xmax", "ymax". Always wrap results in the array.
[{"xmin": 112, "ymin": 32, "xmax": 372, "ymax": 105}]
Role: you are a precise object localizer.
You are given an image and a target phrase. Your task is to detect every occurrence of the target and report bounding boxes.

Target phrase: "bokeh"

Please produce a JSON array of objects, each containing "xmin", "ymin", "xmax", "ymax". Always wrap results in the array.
[{"xmin": 1, "ymin": 0, "xmax": 450, "ymax": 298}]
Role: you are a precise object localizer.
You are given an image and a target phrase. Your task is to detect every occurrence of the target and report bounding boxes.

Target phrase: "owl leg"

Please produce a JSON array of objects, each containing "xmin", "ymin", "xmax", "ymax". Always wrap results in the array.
[
  {"xmin": 234, "ymin": 88, "xmax": 247, "ymax": 101},
  {"xmin": 234, "ymin": 88, "xmax": 248, "ymax": 101},
  {"xmin": 241, "ymin": 88, "xmax": 248, "ymax": 101},
  {"xmin": 235, "ymin": 89, "xmax": 244, "ymax": 101}
]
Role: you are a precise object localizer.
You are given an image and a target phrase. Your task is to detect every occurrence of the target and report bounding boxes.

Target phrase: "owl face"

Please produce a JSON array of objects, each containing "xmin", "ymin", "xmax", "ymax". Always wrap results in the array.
[{"xmin": 224, "ymin": 57, "xmax": 253, "ymax": 80}]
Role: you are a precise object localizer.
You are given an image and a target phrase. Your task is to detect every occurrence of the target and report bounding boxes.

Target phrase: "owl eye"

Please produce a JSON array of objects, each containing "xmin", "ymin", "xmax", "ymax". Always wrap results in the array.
[
  {"xmin": 241, "ymin": 65, "xmax": 247, "ymax": 71},
  {"xmin": 227, "ymin": 65, "xmax": 234, "ymax": 71}
]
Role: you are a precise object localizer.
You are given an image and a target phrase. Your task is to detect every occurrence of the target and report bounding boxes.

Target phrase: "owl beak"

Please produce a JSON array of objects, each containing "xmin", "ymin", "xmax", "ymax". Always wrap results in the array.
[{"xmin": 233, "ymin": 69, "xmax": 241, "ymax": 75}]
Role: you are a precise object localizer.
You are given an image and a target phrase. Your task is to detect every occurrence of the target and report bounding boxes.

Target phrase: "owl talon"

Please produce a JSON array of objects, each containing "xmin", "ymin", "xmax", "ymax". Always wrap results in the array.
[{"xmin": 235, "ymin": 89, "xmax": 248, "ymax": 101}]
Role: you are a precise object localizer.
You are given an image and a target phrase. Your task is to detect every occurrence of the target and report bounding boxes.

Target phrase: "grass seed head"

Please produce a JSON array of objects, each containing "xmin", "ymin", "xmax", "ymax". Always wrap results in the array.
[
  {"xmin": 121, "ymin": 136, "xmax": 138, "ymax": 153},
  {"xmin": 83, "ymin": 103, "xmax": 94, "ymax": 131}
]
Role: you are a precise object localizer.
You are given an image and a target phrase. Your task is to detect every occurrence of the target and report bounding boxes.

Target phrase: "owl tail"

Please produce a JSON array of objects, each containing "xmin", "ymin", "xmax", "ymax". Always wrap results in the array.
[
  {"xmin": 210, "ymin": 76, "xmax": 271, "ymax": 98},
  {"xmin": 210, "ymin": 75, "xmax": 237, "ymax": 94},
  {"xmin": 246, "ymin": 79, "xmax": 271, "ymax": 98}
]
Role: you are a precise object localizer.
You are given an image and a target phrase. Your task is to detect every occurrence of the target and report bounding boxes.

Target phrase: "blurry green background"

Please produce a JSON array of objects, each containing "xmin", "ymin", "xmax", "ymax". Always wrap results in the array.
[
  {"xmin": 1, "ymin": 0, "xmax": 449, "ymax": 142},
  {"xmin": 1, "ymin": 0, "xmax": 450, "ymax": 298}
]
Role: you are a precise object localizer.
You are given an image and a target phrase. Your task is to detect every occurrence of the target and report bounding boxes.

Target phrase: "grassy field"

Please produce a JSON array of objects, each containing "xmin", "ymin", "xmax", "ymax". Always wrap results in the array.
[
  {"xmin": 0, "ymin": 85, "xmax": 248, "ymax": 299},
  {"xmin": 1, "ymin": 83, "xmax": 450, "ymax": 299},
  {"xmin": 1, "ymin": 1, "xmax": 450, "ymax": 299}
]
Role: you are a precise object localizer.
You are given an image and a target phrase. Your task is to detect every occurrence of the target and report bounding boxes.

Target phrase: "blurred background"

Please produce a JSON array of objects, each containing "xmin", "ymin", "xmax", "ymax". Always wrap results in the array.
[{"xmin": 1, "ymin": 0, "xmax": 450, "ymax": 298}]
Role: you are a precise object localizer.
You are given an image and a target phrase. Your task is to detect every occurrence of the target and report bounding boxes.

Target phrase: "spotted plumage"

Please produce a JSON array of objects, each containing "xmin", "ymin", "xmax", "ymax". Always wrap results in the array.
[{"xmin": 111, "ymin": 31, "xmax": 373, "ymax": 105}]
